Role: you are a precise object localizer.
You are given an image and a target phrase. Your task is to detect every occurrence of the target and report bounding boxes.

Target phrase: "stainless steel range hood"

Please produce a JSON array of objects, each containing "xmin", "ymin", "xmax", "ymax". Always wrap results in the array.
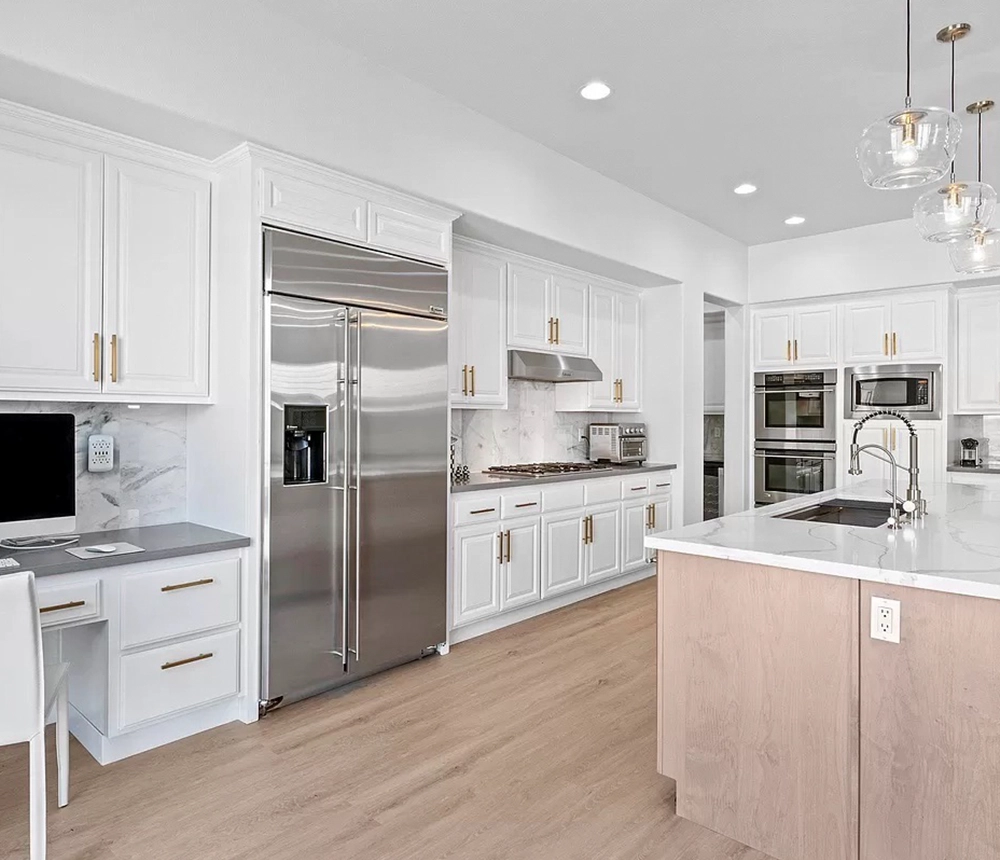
[{"xmin": 508, "ymin": 349, "xmax": 603, "ymax": 383}]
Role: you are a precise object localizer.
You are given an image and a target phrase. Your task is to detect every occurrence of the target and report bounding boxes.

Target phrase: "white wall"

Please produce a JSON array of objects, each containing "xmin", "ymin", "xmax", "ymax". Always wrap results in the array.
[{"xmin": 748, "ymin": 218, "xmax": 983, "ymax": 303}]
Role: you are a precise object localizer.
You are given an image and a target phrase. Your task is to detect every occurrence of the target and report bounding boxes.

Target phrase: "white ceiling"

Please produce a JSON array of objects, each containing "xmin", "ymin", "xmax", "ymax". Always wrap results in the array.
[{"xmin": 274, "ymin": 0, "xmax": 1000, "ymax": 245}]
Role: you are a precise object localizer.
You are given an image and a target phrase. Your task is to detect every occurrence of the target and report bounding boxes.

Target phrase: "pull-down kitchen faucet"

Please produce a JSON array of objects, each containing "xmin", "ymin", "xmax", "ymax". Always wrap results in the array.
[{"xmin": 848, "ymin": 410, "xmax": 926, "ymax": 526}]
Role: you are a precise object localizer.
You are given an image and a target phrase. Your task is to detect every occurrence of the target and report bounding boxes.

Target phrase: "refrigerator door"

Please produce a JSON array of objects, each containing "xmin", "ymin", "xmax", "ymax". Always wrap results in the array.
[
  {"xmin": 346, "ymin": 308, "xmax": 448, "ymax": 677},
  {"xmin": 264, "ymin": 294, "xmax": 350, "ymax": 705},
  {"xmin": 266, "ymin": 228, "xmax": 448, "ymax": 319}
]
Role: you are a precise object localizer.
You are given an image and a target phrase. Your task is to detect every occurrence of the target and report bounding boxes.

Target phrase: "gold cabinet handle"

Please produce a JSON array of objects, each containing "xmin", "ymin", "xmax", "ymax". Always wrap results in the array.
[
  {"xmin": 110, "ymin": 334, "xmax": 119, "ymax": 383},
  {"xmin": 793, "ymin": 339, "xmax": 799, "ymax": 361},
  {"xmin": 470, "ymin": 507, "xmax": 496, "ymax": 515},
  {"xmin": 462, "ymin": 364, "xmax": 468, "ymax": 396},
  {"xmin": 884, "ymin": 332, "xmax": 889, "ymax": 356},
  {"xmin": 504, "ymin": 530, "xmax": 511, "ymax": 563},
  {"xmin": 892, "ymin": 331, "xmax": 898, "ymax": 356},
  {"xmin": 497, "ymin": 532, "xmax": 504, "ymax": 563},
  {"xmin": 93, "ymin": 333, "xmax": 101, "ymax": 383},
  {"xmin": 514, "ymin": 501, "xmax": 537, "ymax": 508},
  {"xmin": 161, "ymin": 577, "xmax": 214, "ymax": 593},
  {"xmin": 547, "ymin": 317, "xmax": 554, "ymax": 343},
  {"xmin": 161, "ymin": 652, "xmax": 213, "ymax": 671},
  {"xmin": 651, "ymin": 504, "xmax": 656, "ymax": 530},
  {"xmin": 555, "ymin": 317, "xmax": 560, "ymax": 344},
  {"xmin": 470, "ymin": 365, "xmax": 475, "ymax": 397},
  {"xmin": 40, "ymin": 600, "xmax": 86, "ymax": 614},
  {"xmin": 786, "ymin": 340, "xmax": 791, "ymax": 361}
]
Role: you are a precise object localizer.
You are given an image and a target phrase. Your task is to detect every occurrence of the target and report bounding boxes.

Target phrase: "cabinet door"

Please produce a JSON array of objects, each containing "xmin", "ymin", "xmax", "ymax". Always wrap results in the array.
[
  {"xmin": 794, "ymin": 306, "xmax": 837, "ymax": 365},
  {"xmin": 0, "ymin": 131, "xmax": 103, "ymax": 393},
  {"xmin": 367, "ymin": 204, "xmax": 449, "ymax": 264},
  {"xmin": 587, "ymin": 285, "xmax": 618, "ymax": 407},
  {"xmin": 507, "ymin": 262, "xmax": 552, "ymax": 351},
  {"xmin": 541, "ymin": 510, "xmax": 585, "ymax": 598},
  {"xmin": 259, "ymin": 168, "xmax": 367, "ymax": 243},
  {"xmin": 103, "ymin": 157, "xmax": 211, "ymax": 397},
  {"xmin": 890, "ymin": 293, "xmax": 945, "ymax": 361},
  {"xmin": 622, "ymin": 499, "xmax": 651, "ymax": 572},
  {"xmin": 453, "ymin": 523, "xmax": 501, "ymax": 627},
  {"xmin": 550, "ymin": 274, "xmax": 588, "ymax": 355},
  {"xmin": 842, "ymin": 422, "xmax": 891, "ymax": 488},
  {"xmin": 452, "ymin": 247, "xmax": 506, "ymax": 407},
  {"xmin": 616, "ymin": 291, "xmax": 641, "ymax": 410},
  {"xmin": 753, "ymin": 310, "xmax": 794, "ymax": 368},
  {"xmin": 647, "ymin": 494, "xmax": 672, "ymax": 561},
  {"xmin": 585, "ymin": 505, "xmax": 621, "ymax": 583},
  {"xmin": 843, "ymin": 301, "xmax": 891, "ymax": 364},
  {"xmin": 956, "ymin": 292, "xmax": 1000, "ymax": 412},
  {"xmin": 500, "ymin": 518, "xmax": 541, "ymax": 610},
  {"xmin": 887, "ymin": 422, "xmax": 943, "ymax": 486}
]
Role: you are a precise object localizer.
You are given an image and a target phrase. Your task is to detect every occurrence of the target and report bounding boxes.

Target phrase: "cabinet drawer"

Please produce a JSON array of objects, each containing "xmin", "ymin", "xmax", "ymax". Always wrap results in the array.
[
  {"xmin": 120, "ymin": 557, "xmax": 240, "ymax": 648},
  {"xmin": 501, "ymin": 489, "xmax": 541, "ymax": 519},
  {"xmin": 453, "ymin": 494, "xmax": 501, "ymax": 526},
  {"xmin": 367, "ymin": 204, "xmax": 449, "ymax": 263},
  {"xmin": 585, "ymin": 478, "xmax": 620, "ymax": 506},
  {"xmin": 541, "ymin": 482, "xmax": 586, "ymax": 512},
  {"xmin": 648, "ymin": 474, "xmax": 673, "ymax": 493},
  {"xmin": 36, "ymin": 579, "xmax": 101, "ymax": 628},
  {"xmin": 621, "ymin": 477, "xmax": 650, "ymax": 498},
  {"xmin": 260, "ymin": 168, "xmax": 367, "ymax": 242},
  {"xmin": 118, "ymin": 628, "xmax": 240, "ymax": 730}
]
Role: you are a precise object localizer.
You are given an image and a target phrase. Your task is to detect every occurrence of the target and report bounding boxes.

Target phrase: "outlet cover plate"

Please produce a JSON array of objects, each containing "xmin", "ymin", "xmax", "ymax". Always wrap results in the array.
[
  {"xmin": 88, "ymin": 434, "xmax": 114, "ymax": 473},
  {"xmin": 871, "ymin": 596, "xmax": 901, "ymax": 644}
]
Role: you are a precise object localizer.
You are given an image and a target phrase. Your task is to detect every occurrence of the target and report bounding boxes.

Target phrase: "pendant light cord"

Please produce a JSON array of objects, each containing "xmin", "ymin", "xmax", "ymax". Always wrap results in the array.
[
  {"xmin": 978, "ymin": 112, "xmax": 984, "ymax": 184},
  {"xmin": 950, "ymin": 38, "xmax": 957, "ymax": 182},
  {"xmin": 905, "ymin": 0, "xmax": 912, "ymax": 107}
]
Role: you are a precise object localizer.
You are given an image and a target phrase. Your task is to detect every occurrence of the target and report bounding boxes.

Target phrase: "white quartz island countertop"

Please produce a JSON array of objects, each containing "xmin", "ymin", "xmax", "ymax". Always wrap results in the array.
[{"xmin": 645, "ymin": 480, "xmax": 1000, "ymax": 601}]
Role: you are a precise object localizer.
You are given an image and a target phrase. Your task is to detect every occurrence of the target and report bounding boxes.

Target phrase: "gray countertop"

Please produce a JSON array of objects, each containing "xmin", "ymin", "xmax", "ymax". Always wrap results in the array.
[
  {"xmin": 451, "ymin": 462, "xmax": 677, "ymax": 493},
  {"xmin": 1, "ymin": 522, "xmax": 251, "ymax": 578},
  {"xmin": 947, "ymin": 464, "xmax": 1000, "ymax": 475}
]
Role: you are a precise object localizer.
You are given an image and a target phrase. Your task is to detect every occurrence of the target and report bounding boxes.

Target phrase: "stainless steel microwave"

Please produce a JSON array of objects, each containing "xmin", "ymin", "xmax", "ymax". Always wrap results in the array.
[{"xmin": 845, "ymin": 364, "xmax": 942, "ymax": 420}]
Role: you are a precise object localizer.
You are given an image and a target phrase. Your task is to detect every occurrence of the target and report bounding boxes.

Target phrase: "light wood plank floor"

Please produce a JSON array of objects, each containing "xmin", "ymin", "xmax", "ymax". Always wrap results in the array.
[{"xmin": 0, "ymin": 579, "xmax": 771, "ymax": 859}]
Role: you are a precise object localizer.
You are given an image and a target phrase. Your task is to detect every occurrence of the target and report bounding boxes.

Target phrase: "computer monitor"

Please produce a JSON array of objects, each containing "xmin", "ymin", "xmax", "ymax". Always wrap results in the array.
[{"xmin": 0, "ymin": 413, "xmax": 76, "ymax": 540}]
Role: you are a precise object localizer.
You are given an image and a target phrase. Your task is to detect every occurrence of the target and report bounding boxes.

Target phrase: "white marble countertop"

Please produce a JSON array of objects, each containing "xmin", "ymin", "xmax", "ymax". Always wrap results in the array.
[{"xmin": 645, "ymin": 480, "xmax": 1000, "ymax": 601}]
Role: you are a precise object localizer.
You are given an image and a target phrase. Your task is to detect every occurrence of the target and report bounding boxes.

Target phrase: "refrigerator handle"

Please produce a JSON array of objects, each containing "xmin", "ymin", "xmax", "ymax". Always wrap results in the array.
[
  {"xmin": 351, "ymin": 312, "xmax": 362, "ymax": 662},
  {"xmin": 339, "ymin": 311, "xmax": 351, "ymax": 671}
]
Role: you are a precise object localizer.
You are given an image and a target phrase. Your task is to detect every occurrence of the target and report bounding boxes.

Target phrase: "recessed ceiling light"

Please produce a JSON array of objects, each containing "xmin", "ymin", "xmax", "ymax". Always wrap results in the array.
[
  {"xmin": 784, "ymin": 215, "xmax": 806, "ymax": 226},
  {"xmin": 733, "ymin": 183, "xmax": 757, "ymax": 195},
  {"xmin": 580, "ymin": 81, "xmax": 611, "ymax": 101}
]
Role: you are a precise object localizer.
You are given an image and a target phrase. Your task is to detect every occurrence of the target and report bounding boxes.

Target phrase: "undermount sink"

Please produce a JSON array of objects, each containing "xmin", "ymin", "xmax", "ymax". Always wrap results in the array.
[{"xmin": 774, "ymin": 498, "xmax": 894, "ymax": 528}]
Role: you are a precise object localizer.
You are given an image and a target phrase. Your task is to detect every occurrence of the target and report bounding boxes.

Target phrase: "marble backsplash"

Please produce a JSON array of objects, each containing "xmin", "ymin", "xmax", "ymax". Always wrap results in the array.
[
  {"xmin": 0, "ymin": 402, "xmax": 187, "ymax": 532},
  {"xmin": 451, "ymin": 380, "xmax": 612, "ymax": 472}
]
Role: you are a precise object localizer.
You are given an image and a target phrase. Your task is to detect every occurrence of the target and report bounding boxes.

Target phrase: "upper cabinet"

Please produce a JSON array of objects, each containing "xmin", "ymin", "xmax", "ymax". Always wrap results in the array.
[
  {"xmin": 507, "ymin": 263, "xmax": 589, "ymax": 356},
  {"xmin": 0, "ymin": 122, "xmax": 213, "ymax": 401},
  {"xmin": 956, "ymin": 289, "xmax": 1000, "ymax": 413},
  {"xmin": 555, "ymin": 285, "xmax": 642, "ymax": 412},
  {"xmin": 451, "ymin": 244, "xmax": 507, "ymax": 408},
  {"xmin": 843, "ymin": 292, "xmax": 946, "ymax": 364},
  {"xmin": 753, "ymin": 305, "xmax": 837, "ymax": 369}
]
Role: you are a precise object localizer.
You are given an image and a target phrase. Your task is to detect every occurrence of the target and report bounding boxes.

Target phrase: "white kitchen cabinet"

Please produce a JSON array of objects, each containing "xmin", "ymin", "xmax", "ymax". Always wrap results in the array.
[
  {"xmin": 550, "ymin": 274, "xmax": 588, "ymax": 355},
  {"xmin": 622, "ymin": 498, "xmax": 650, "ymax": 573},
  {"xmin": 841, "ymin": 420, "xmax": 944, "ymax": 488},
  {"xmin": 584, "ymin": 504, "xmax": 621, "ymax": 583},
  {"xmin": 453, "ymin": 522, "xmax": 502, "ymax": 627},
  {"xmin": 704, "ymin": 314, "xmax": 726, "ymax": 413},
  {"xmin": 451, "ymin": 245, "xmax": 507, "ymax": 408},
  {"xmin": 103, "ymin": 157, "xmax": 211, "ymax": 397},
  {"xmin": 259, "ymin": 167, "xmax": 367, "ymax": 244},
  {"xmin": 500, "ymin": 518, "xmax": 541, "ymax": 611},
  {"xmin": 541, "ymin": 509, "xmax": 586, "ymax": 598},
  {"xmin": 646, "ymin": 494, "xmax": 673, "ymax": 562},
  {"xmin": 555, "ymin": 285, "xmax": 642, "ymax": 412},
  {"xmin": 0, "ymin": 129, "xmax": 104, "ymax": 393},
  {"xmin": 956, "ymin": 289, "xmax": 1000, "ymax": 412},
  {"xmin": 367, "ymin": 204, "xmax": 450, "ymax": 263},
  {"xmin": 507, "ymin": 262, "xmax": 589, "ymax": 356},
  {"xmin": 841, "ymin": 421, "xmax": 891, "ymax": 488},
  {"xmin": 753, "ymin": 305, "xmax": 836, "ymax": 369},
  {"xmin": 843, "ymin": 292, "xmax": 946, "ymax": 364}
]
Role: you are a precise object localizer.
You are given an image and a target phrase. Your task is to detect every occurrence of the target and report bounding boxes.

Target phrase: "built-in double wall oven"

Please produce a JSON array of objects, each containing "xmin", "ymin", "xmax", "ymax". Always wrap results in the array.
[{"xmin": 754, "ymin": 369, "xmax": 837, "ymax": 506}]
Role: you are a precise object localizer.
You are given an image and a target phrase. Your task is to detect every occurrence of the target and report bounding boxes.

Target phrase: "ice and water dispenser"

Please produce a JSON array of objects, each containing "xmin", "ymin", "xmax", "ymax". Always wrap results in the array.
[{"xmin": 284, "ymin": 406, "xmax": 327, "ymax": 485}]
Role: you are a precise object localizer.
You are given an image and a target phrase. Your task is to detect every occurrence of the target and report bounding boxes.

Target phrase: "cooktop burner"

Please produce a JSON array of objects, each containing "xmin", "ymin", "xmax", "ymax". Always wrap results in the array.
[{"xmin": 484, "ymin": 462, "xmax": 614, "ymax": 477}]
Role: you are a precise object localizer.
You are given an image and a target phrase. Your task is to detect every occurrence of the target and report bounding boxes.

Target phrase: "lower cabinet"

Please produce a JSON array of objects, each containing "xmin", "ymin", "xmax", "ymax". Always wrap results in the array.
[
  {"xmin": 622, "ymin": 499, "xmax": 650, "ymax": 572},
  {"xmin": 542, "ymin": 508, "xmax": 586, "ymax": 598},
  {"xmin": 584, "ymin": 504, "xmax": 621, "ymax": 583},
  {"xmin": 452, "ymin": 522, "xmax": 501, "ymax": 627},
  {"xmin": 501, "ymin": 518, "xmax": 541, "ymax": 610}
]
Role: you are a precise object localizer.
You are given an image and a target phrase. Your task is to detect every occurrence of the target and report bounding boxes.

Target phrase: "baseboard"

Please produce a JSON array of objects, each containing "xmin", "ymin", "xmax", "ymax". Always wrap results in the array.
[{"xmin": 450, "ymin": 564, "xmax": 656, "ymax": 644}]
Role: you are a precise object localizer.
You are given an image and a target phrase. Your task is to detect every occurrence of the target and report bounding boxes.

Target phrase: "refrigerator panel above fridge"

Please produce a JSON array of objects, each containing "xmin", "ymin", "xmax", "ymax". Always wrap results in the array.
[
  {"xmin": 348, "ymin": 308, "xmax": 448, "ymax": 676},
  {"xmin": 264, "ymin": 294, "xmax": 350, "ymax": 706},
  {"xmin": 265, "ymin": 227, "xmax": 448, "ymax": 319}
]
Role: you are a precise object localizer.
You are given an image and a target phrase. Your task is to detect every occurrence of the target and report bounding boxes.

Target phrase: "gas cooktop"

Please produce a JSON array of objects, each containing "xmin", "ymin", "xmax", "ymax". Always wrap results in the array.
[{"xmin": 483, "ymin": 462, "xmax": 614, "ymax": 477}]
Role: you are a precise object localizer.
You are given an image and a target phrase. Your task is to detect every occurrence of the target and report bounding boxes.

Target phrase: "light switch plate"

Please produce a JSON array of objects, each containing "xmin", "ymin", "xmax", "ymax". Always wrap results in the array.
[
  {"xmin": 88, "ymin": 434, "xmax": 114, "ymax": 472},
  {"xmin": 870, "ymin": 596, "xmax": 901, "ymax": 644}
]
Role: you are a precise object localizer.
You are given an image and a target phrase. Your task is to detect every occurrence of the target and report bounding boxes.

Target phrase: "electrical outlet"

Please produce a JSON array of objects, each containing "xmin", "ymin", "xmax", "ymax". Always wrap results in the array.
[
  {"xmin": 870, "ymin": 596, "xmax": 901, "ymax": 644},
  {"xmin": 88, "ymin": 434, "xmax": 114, "ymax": 473}
]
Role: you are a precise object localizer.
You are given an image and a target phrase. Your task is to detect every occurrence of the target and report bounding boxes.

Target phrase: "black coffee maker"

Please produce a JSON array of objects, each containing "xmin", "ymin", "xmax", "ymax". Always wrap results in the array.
[{"xmin": 960, "ymin": 437, "xmax": 981, "ymax": 467}]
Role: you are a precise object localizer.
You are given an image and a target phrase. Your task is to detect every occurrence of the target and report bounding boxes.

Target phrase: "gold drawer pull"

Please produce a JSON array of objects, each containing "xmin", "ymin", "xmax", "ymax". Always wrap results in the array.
[
  {"xmin": 631, "ymin": 486, "xmax": 646, "ymax": 491},
  {"xmin": 161, "ymin": 652, "xmax": 213, "ymax": 671},
  {"xmin": 110, "ymin": 334, "xmax": 119, "ymax": 383},
  {"xmin": 40, "ymin": 600, "xmax": 86, "ymax": 614},
  {"xmin": 470, "ymin": 507, "xmax": 496, "ymax": 515},
  {"xmin": 93, "ymin": 333, "xmax": 101, "ymax": 382},
  {"xmin": 161, "ymin": 577, "xmax": 215, "ymax": 593},
  {"xmin": 514, "ymin": 502, "xmax": 538, "ymax": 508}
]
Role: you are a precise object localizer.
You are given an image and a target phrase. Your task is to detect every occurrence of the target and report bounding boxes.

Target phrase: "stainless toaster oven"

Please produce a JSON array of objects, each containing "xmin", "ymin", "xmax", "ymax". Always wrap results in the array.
[{"xmin": 589, "ymin": 423, "xmax": 646, "ymax": 464}]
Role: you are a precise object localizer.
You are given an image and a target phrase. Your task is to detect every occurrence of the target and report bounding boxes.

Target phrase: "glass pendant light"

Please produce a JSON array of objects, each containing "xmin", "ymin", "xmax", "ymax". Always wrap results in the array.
[
  {"xmin": 914, "ymin": 24, "xmax": 996, "ymax": 242},
  {"xmin": 857, "ymin": 0, "xmax": 962, "ymax": 190},
  {"xmin": 949, "ymin": 101, "xmax": 1000, "ymax": 274}
]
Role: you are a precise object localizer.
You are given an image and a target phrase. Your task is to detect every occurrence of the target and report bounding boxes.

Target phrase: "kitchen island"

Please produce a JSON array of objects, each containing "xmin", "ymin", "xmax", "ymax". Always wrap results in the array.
[{"xmin": 646, "ymin": 481, "xmax": 1000, "ymax": 860}]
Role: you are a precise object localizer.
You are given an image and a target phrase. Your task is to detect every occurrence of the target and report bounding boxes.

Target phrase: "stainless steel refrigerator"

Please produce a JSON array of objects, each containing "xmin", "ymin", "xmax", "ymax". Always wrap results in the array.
[{"xmin": 261, "ymin": 227, "xmax": 448, "ymax": 712}]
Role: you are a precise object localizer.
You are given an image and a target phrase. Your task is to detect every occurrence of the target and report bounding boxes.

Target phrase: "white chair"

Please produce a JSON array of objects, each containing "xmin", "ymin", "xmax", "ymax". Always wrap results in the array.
[{"xmin": 0, "ymin": 571, "xmax": 70, "ymax": 860}]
